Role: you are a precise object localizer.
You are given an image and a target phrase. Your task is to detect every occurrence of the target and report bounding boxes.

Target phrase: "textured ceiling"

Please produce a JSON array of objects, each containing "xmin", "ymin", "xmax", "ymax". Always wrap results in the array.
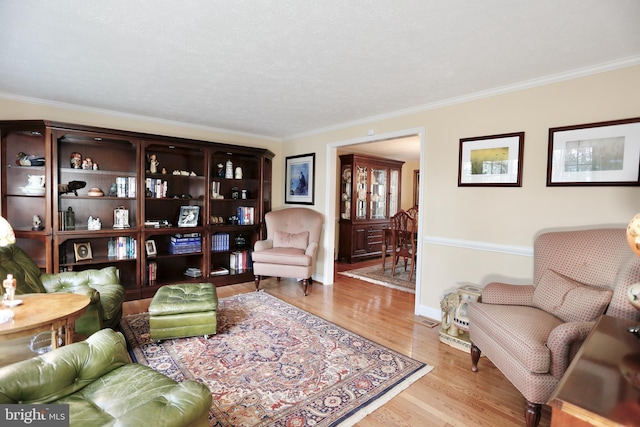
[{"xmin": 1, "ymin": 1, "xmax": 639, "ymax": 140}]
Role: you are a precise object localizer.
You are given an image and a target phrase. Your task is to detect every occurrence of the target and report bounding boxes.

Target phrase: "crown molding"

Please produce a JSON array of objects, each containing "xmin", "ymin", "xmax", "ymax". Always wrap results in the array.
[{"xmin": 284, "ymin": 56, "xmax": 640, "ymax": 141}]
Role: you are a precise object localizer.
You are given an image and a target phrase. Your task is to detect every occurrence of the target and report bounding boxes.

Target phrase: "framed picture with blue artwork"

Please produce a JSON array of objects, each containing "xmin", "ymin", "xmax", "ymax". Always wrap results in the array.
[{"xmin": 285, "ymin": 153, "xmax": 315, "ymax": 204}]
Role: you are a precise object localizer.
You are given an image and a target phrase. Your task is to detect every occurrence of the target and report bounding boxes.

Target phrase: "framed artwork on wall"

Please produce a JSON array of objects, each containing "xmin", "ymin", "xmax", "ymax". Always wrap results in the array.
[
  {"xmin": 547, "ymin": 117, "xmax": 640, "ymax": 186},
  {"xmin": 285, "ymin": 153, "xmax": 315, "ymax": 204},
  {"xmin": 458, "ymin": 132, "xmax": 525, "ymax": 187}
]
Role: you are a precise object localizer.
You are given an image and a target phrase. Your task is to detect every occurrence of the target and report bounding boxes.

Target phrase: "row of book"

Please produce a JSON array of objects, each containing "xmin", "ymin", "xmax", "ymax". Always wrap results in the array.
[
  {"xmin": 108, "ymin": 236, "xmax": 136, "ymax": 259},
  {"xmin": 115, "ymin": 177, "xmax": 136, "ymax": 198},
  {"xmin": 230, "ymin": 250, "xmax": 252, "ymax": 272},
  {"xmin": 211, "ymin": 233, "xmax": 230, "ymax": 251},
  {"xmin": 236, "ymin": 207, "xmax": 255, "ymax": 225},
  {"xmin": 169, "ymin": 233, "xmax": 202, "ymax": 254},
  {"xmin": 145, "ymin": 178, "xmax": 168, "ymax": 198},
  {"xmin": 146, "ymin": 261, "xmax": 157, "ymax": 285}
]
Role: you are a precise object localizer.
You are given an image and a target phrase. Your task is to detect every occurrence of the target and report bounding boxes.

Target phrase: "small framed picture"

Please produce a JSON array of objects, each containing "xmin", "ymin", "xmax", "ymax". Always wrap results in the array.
[
  {"xmin": 178, "ymin": 205, "xmax": 200, "ymax": 227},
  {"xmin": 285, "ymin": 153, "xmax": 315, "ymax": 204},
  {"xmin": 145, "ymin": 240, "xmax": 157, "ymax": 257},
  {"xmin": 73, "ymin": 242, "xmax": 92, "ymax": 261}
]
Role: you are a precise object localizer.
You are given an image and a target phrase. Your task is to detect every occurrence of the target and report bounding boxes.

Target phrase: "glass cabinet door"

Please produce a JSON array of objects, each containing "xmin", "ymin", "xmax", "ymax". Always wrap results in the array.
[
  {"xmin": 355, "ymin": 164, "xmax": 368, "ymax": 220},
  {"xmin": 370, "ymin": 167, "xmax": 387, "ymax": 219},
  {"xmin": 340, "ymin": 165, "xmax": 351, "ymax": 220},
  {"xmin": 389, "ymin": 169, "xmax": 399, "ymax": 216}
]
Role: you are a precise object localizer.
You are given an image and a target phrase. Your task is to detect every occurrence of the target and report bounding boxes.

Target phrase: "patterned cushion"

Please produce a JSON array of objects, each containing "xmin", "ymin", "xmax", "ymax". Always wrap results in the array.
[
  {"xmin": 274, "ymin": 230, "xmax": 309, "ymax": 250},
  {"xmin": 532, "ymin": 269, "xmax": 612, "ymax": 322}
]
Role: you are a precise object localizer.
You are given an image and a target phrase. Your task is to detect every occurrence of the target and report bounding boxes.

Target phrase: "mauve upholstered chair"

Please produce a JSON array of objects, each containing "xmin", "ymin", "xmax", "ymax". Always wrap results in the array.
[
  {"xmin": 468, "ymin": 228, "xmax": 640, "ymax": 427},
  {"xmin": 252, "ymin": 208, "xmax": 323, "ymax": 295}
]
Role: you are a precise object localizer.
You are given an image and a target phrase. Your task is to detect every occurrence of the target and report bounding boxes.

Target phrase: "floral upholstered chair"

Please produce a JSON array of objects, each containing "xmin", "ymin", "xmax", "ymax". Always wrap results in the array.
[
  {"xmin": 252, "ymin": 208, "xmax": 323, "ymax": 296},
  {"xmin": 468, "ymin": 228, "xmax": 640, "ymax": 427}
]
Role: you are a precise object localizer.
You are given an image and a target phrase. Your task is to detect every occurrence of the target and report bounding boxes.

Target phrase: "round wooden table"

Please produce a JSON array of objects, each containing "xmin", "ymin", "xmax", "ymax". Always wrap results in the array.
[{"xmin": 0, "ymin": 293, "xmax": 90, "ymax": 350}]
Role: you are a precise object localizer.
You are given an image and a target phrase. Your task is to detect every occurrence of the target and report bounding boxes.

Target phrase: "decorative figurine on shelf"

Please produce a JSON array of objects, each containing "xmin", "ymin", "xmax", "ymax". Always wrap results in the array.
[
  {"xmin": 87, "ymin": 216, "xmax": 102, "ymax": 230},
  {"xmin": 32, "ymin": 215, "xmax": 44, "ymax": 231},
  {"xmin": 148, "ymin": 154, "xmax": 159, "ymax": 174},
  {"xmin": 217, "ymin": 163, "xmax": 224, "ymax": 178},
  {"xmin": 65, "ymin": 207, "xmax": 75, "ymax": 230},
  {"xmin": 231, "ymin": 187, "xmax": 239, "ymax": 199},
  {"xmin": 161, "ymin": 167, "xmax": 167, "ymax": 174},
  {"xmin": 235, "ymin": 234, "xmax": 247, "ymax": 248},
  {"xmin": 107, "ymin": 182, "xmax": 118, "ymax": 197},
  {"xmin": 70, "ymin": 152, "xmax": 82, "ymax": 169},
  {"xmin": 58, "ymin": 180, "xmax": 86, "ymax": 196},
  {"xmin": 241, "ymin": 189, "xmax": 248, "ymax": 199},
  {"xmin": 83, "ymin": 157, "xmax": 93, "ymax": 170},
  {"xmin": 225, "ymin": 159, "xmax": 233, "ymax": 179},
  {"xmin": 16, "ymin": 152, "xmax": 45, "ymax": 166},
  {"xmin": 235, "ymin": 166, "xmax": 243, "ymax": 179}
]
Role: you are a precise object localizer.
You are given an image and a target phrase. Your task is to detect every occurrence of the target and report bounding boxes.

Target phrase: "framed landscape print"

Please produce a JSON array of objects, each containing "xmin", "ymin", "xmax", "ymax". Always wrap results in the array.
[
  {"xmin": 458, "ymin": 132, "xmax": 524, "ymax": 187},
  {"xmin": 285, "ymin": 153, "xmax": 315, "ymax": 204},
  {"xmin": 547, "ymin": 117, "xmax": 640, "ymax": 186}
]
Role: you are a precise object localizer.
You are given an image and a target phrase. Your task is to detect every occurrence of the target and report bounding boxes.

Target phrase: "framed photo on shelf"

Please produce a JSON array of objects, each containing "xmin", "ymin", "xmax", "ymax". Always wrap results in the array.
[
  {"xmin": 178, "ymin": 205, "xmax": 200, "ymax": 227},
  {"xmin": 73, "ymin": 242, "xmax": 92, "ymax": 261},
  {"xmin": 285, "ymin": 153, "xmax": 315, "ymax": 204},
  {"xmin": 145, "ymin": 240, "xmax": 157, "ymax": 257},
  {"xmin": 547, "ymin": 117, "xmax": 640, "ymax": 186},
  {"xmin": 458, "ymin": 132, "xmax": 524, "ymax": 187}
]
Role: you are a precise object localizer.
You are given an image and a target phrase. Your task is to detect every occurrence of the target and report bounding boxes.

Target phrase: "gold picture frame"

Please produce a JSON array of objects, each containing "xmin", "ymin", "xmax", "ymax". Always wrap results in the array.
[{"xmin": 73, "ymin": 242, "xmax": 92, "ymax": 261}]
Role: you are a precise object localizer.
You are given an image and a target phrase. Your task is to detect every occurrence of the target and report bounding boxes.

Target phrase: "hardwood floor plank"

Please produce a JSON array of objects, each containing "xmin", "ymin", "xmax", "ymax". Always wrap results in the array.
[{"xmin": 122, "ymin": 262, "xmax": 551, "ymax": 426}]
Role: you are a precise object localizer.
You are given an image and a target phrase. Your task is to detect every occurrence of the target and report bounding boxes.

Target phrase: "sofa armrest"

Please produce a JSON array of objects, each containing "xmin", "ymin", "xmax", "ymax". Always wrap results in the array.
[
  {"xmin": 254, "ymin": 239, "xmax": 273, "ymax": 252},
  {"xmin": 481, "ymin": 282, "xmax": 535, "ymax": 306},
  {"xmin": 547, "ymin": 320, "xmax": 595, "ymax": 378},
  {"xmin": 0, "ymin": 329, "xmax": 129, "ymax": 404}
]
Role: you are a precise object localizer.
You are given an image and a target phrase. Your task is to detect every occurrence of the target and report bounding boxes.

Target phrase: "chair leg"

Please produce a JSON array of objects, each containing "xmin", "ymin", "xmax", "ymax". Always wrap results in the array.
[
  {"xmin": 302, "ymin": 278, "xmax": 309, "ymax": 296},
  {"xmin": 470, "ymin": 343, "xmax": 481, "ymax": 372},
  {"xmin": 254, "ymin": 275, "xmax": 261, "ymax": 292},
  {"xmin": 525, "ymin": 401, "xmax": 541, "ymax": 427}
]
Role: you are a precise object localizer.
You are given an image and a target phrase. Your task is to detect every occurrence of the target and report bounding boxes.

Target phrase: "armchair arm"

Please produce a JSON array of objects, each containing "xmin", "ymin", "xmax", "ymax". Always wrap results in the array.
[
  {"xmin": 40, "ymin": 273, "xmax": 100, "ymax": 304},
  {"xmin": 305, "ymin": 241, "xmax": 318, "ymax": 257},
  {"xmin": 481, "ymin": 282, "xmax": 535, "ymax": 306},
  {"xmin": 547, "ymin": 320, "xmax": 595, "ymax": 378},
  {"xmin": 254, "ymin": 239, "xmax": 273, "ymax": 252}
]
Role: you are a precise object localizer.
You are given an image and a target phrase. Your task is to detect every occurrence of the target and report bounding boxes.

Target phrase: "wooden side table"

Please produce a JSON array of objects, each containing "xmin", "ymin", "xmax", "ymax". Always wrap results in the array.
[
  {"xmin": 0, "ymin": 293, "xmax": 90, "ymax": 350},
  {"xmin": 549, "ymin": 315, "xmax": 640, "ymax": 426}
]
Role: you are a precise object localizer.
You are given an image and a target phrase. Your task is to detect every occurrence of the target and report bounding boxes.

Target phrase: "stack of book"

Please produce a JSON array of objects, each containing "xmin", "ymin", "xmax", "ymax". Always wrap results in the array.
[
  {"xmin": 230, "ymin": 249, "xmax": 252, "ymax": 273},
  {"xmin": 116, "ymin": 177, "xmax": 136, "ymax": 198},
  {"xmin": 211, "ymin": 233, "xmax": 230, "ymax": 251},
  {"xmin": 145, "ymin": 178, "xmax": 168, "ymax": 198},
  {"xmin": 108, "ymin": 236, "xmax": 137, "ymax": 259},
  {"xmin": 184, "ymin": 267, "xmax": 202, "ymax": 278},
  {"xmin": 210, "ymin": 266, "xmax": 229, "ymax": 276},
  {"xmin": 169, "ymin": 233, "xmax": 201, "ymax": 254},
  {"xmin": 147, "ymin": 261, "xmax": 157, "ymax": 286}
]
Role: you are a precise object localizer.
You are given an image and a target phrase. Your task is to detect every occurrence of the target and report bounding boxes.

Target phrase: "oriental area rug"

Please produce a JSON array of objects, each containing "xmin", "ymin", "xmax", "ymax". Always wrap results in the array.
[
  {"xmin": 338, "ymin": 263, "xmax": 416, "ymax": 293},
  {"xmin": 120, "ymin": 292, "xmax": 432, "ymax": 427}
]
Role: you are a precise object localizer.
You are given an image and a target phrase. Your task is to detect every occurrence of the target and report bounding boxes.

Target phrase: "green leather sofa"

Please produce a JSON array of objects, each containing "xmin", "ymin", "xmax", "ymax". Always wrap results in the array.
[
  {"xmin": 0, "ymin": 244, "xmax": 125, "ymax": 337},
  {"xmin": 0, "ymin": 328, "xmax": 212, "ymax": 427}
]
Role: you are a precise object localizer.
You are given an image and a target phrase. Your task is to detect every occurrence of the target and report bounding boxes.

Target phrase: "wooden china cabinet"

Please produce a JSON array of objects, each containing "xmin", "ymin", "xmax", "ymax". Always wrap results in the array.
[
  {"xmin": 0, "ymin": 120, "xmax": 274, "ymax": 300},
  {"xmin": 338, "ymin": 154, "xmax": 403, "ymax": 263}
]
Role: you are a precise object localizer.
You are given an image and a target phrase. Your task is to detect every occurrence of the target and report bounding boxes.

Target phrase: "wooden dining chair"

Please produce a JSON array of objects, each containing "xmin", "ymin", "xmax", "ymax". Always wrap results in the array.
[{"xmin": 390, "ymin": 210, "xmax": 417, "ymax": 281}]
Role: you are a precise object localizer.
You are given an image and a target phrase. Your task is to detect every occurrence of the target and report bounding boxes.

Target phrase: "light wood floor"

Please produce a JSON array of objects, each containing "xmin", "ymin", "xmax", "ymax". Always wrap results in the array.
[{"xmin": 123, "ymin": 260, "xmax": 552, "ymax": 427}]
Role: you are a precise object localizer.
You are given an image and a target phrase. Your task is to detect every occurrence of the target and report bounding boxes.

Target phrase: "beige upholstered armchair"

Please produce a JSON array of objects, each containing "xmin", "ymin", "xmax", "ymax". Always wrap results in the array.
[
  {"xmin": 252, "ymin": 208, "xmax": 323, "ymax": 295},
  {"xmin": 468, "ymin": 228, "xmax": 640, "ymax": 427}
]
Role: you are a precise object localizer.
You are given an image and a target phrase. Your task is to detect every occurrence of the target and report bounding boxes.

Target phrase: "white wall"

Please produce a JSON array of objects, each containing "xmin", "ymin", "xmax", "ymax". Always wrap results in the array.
[
  {"xmin": 283, "ymin": 65, "xmax": 640, "ymax": 319},
  {"xmin": 3, "ymin": 66, "xmax": 640, "ymax": 320}
]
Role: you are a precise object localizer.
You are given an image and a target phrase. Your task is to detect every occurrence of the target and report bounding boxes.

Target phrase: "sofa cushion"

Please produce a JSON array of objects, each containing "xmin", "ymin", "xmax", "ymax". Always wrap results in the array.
[
  {"xmin": 274, "ymin": 230, "xmax": 309, "ymax": 250},
  {"xmin": 469, "ymin": 303, "xmax": 563, "ymax": 373},
  {"xmin": 533, "ymin": 269, "xmax": 613, "ymax": 322}
]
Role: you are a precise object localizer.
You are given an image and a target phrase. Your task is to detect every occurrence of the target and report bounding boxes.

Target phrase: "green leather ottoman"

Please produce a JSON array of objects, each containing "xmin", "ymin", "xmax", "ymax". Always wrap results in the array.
[{"xmin": 149, "ymin": 283, "xmax": 218, "ymax": 340}]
